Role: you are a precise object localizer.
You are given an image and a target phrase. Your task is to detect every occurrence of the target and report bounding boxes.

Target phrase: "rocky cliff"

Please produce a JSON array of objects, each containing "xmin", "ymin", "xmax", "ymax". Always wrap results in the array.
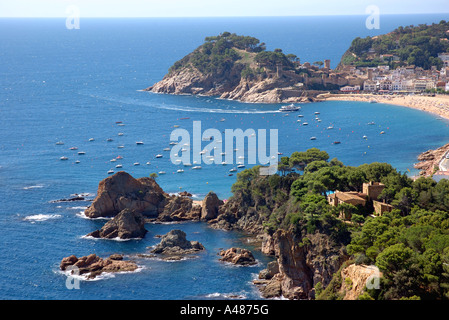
[{"xmin": 414, "ymin": 143, "xmax": 449, "ymax": 176}]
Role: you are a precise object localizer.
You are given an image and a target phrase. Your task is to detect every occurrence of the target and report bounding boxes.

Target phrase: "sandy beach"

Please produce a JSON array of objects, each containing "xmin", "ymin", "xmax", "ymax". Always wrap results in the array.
[{"xmin": 319, "ymin": 93, "xmax": 449, "ymax": 120}]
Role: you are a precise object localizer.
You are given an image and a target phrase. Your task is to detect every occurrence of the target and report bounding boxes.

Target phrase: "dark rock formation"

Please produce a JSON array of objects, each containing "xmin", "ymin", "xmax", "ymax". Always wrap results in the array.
[
  {"xmin": 257, "ymin": 229, "xmax": 349, "ymax": 300},
  {"xmin": 87, "ymin": 209, "xmax": 148, "ymax": 239},
  {"xmin": 60, "ymin": 254, "xmax": 138, "ymax": 279},
  {"xmin": 84, "ymin": 171, "xmax": 167, "ymax": 218},
  {"xmin": 201, "ymin": 191, "xmax": 223, "ymax": 220},
  {"xmin": 84, "ymin": 171, "xmax": 207, "ymax": 222},
  {"xmin": 150, "ymin": 229, "xmax": 204, "ymax": 260},
  {"xmin": 218, "ymin": 247, "xmax": 257, "ymax": 266}
]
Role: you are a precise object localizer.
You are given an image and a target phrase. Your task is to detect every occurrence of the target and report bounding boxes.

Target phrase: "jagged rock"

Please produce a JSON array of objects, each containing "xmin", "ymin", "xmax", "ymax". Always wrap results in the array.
[
  {"xmin": 258, "ymin": 261, "xmax": 279, "ymax": 280},
  {"xmin": 158, "ymin": 195, "xmax": 201, "ymax": 222},
  {"xmin": 259, "ymin": 229, "xmax": 349, "ymax": 300},
  {"xmin": 84, "ymin": 171, "xmax": 167, "ymax": 218},
  {"xmin": 339, "ymin": 264, "xmax": 382, "ymax": 300},
  {"xmin": 150, "ymin": 229, "xmax": 204, "ymax": 260},
  {"xmin": 201, "ymin": 191, "xmax": 223, "ymax": 220},
  {"xmin": 60, "ymin": 254, "xmax": 138, "ymax": 279},
  {"xmin": 87, "ymin": 209, "xmax": 147, "ymax": 239},
  {"xmin": 218, "ymin": 247, "xmax": 257, "ymax": 266}
]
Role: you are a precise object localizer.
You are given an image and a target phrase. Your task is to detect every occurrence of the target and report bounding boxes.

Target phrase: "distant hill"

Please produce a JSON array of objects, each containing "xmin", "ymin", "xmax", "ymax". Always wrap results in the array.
[
  {"xmin": 146, "ymin": 32, "xmax": 340, "ymax": 103},
  {"xmin": 338, "ymin": 20, "xmax": 449, "ymax": 70}
]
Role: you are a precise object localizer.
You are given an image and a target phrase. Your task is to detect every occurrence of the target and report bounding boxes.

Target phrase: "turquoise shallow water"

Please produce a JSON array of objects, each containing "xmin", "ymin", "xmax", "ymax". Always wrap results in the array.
[{"xmin": 1, "ymin": 15, "xmax": 449, "ymax": 300}]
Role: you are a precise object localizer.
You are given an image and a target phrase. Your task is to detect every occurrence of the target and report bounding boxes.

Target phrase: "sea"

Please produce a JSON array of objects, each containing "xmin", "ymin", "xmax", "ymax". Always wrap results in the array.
[{"xmin": 1, "ymin": 14, "xmax": 449, "ymax": 300}]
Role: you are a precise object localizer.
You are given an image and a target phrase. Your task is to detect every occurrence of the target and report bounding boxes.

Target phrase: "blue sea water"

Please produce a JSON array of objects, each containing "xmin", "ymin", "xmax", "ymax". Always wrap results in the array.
[{"xmin": 1, "ymin": 14, "xmax": 449, "ymax": 300}]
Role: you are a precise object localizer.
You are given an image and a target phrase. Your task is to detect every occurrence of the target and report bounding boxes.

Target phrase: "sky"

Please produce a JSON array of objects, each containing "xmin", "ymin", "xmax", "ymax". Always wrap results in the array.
[{"xmin": 0, "ymin": 0, "xmax": 448, "ymax": 17}]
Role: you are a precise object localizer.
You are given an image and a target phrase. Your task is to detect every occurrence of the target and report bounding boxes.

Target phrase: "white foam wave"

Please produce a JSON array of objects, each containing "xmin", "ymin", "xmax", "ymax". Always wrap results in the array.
[
  {"xmin": 67, "ymin": 206, "xmax": 88, "ymax": 210},
  {"xmin": 23, "ymin": 214, "xmax": 61, "ymax": 222},
  {"xmin": 204, "ymin": 292, "xmax": 247, "ymax": 299},
  {"xmin": 23, "ymin": 185, "xmax": 44, "ymax": 190},
  {"xmin": 84, "ymin": 92, "xmax": 279, "ymax": 114}
]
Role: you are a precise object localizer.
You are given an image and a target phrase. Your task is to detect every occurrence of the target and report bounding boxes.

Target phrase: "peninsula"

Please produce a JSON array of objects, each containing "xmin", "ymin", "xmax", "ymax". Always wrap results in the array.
[{"xmin": 145, "ymin": 32, "xmax": 345, "ymax": 103}]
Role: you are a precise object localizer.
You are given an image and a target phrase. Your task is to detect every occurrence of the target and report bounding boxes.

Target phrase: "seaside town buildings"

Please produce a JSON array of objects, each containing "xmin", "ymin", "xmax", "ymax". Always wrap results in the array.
[{"xmin": 336, "ymin": 56, "xmax": 449, "ymax": 94}]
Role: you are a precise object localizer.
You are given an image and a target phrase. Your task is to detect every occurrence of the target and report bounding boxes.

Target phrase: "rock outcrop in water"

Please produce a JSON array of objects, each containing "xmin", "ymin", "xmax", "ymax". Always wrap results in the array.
[
  {"xmin": 150, "ymin": 229, "xmax": 204, "ymax": 260},
  {"xmin": 60, "ymin": 254, "xmax": 138, "ymax": 279},
  {"xmin": 84, "ymin": 171, "xmax": 204, "ymax": 222},
  {"xmin": 218, "ymin": 247, "xmax": 257, "ymax": 266},
  {"xmin": 87, "ymin": 208, "xmax": 148, "ymax": 240},
  {"xmin": 84, "ymin": 171, "xmax": 167, "ymax": 218}
]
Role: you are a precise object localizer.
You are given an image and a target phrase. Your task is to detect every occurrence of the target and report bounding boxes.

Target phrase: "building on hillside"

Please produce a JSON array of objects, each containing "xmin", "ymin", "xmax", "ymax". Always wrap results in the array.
[{"xmin": 373, "ymin": 200, "xmax": 394, "ymax": 216}]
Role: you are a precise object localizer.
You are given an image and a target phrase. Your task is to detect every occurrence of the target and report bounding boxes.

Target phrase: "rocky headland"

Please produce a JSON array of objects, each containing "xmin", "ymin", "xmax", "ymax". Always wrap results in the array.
[{"xmin": 145, "ymin": 32, "xmax": 343, "ymax": 104}]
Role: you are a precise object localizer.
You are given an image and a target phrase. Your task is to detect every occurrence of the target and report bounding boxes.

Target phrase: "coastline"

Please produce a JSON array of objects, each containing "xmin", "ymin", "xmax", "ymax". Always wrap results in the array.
[
  {"xmin": 318, "ymin": 92, "xmax": 449, "ymax": 177},
  {"xmin": 319, "ymin": 93, "xmax": 449, "ymax": 120}
]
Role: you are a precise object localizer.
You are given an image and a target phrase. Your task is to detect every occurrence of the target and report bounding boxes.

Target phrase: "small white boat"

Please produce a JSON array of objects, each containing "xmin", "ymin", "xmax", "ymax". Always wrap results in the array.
[
  {"xmin": 302, "ymin": 122, "xmax": 309, "ymax": 126},
  {"xmin": 363, "ymin": 135, "xmax": 368, "ymax": 139},
  {"xmin": 192, "ymin": 166, "xmax": 202, "ymax": 170},
  {"xmin": 220, "ymin": 152, "xmax": 226, "ymax": 156},
  {"xmin": 107, "ymin": 138, "xmax": 113, "ymax": 142},
  {"xmin": 75, "ymin": 160, "xmax": 80, "ymax": 164},
  {"xmin": 117, "ymin": 123, "xmax": 125, "ymax": 126},
  {"xmin": 181, "ymin": 148, "xmax": 187, "ymax": 152},
  {"xmin": 158, "ymin": 171, "xmax": 166, "ymax": 175},
  {"xmin": 118, "ymin": 133, "xmax": 124, "ymax": 136},
  {"xmin": 327, "ymin": 126, "xmax": 334, "ymax": 129},
  {"xmin": 220, "ymin": 118, "xmax": 226, "ymax": 122},
  {"xmin": 163, "ymin": 148, "xmax": 171, "ymax": 151},
  {"xmin": 77, "ymin": 151, "xmax": 85, "ymax": 155},
  {"xmin": 146, "ymin": 162, "xmax": 151, "ymax": 165},
  {"xmin": 110, "ymin": 158, "xmax": 117, "ymax": 162},
  {"xmin": 107, "ymin": 169, "xmax": 114, "ymax": 174},
  {"xmin": 136, "ymin": 141, "xmax": 144, "ymax": 145},
  {"xmin": 222, "ymin": 162, "xmax": 227, "ymax": 165},
  {"xmin": 177, "ymin": 169, "xmax": 184, "ymax": 173},
  {"xmin": 199, "ymin": 150, "xmax": 206, "ymax": 155},
  {"xmin": 184, "ymin": 163, "xmax": 192, "ymax": 167},
  {"xmin": 69, "ymin": 147, "xmax": 78, "ymax": 150},
  {"xmin": 367, "ymin": 122, "xmax": 375, "ymax": 125},
  {"xmin": 229, "ymin": 168, "xmax": 237, "ymax": 172},
  {"xmin": 60, "ymin": 156, "xmax": 68, "ymax": 160},
  {"xmin": 116, "ymin": 164, "xmax": 122, "ymax": 168},
  {"xmin": 310, "ymin": 137, "xmax": 316, "ymax": 140},
  {"xmin": 169, "ymin": 142, "xmax": 178, "ymax": 145},
  {"xmin": 297, "ymin": 114, "xmax": 304, "ymax": 117},
  {"xmin": 380, "ymin": 131, "xmax": 385, "ymax": 134},
  {"xmin": 117, "ymin": 145, "xmax": 124, "ymax": 149},
  {"xmin": 89, "ymin": 138, "xmax": 95, "ymax": 142},
  {"xmin": 133, "ymin": 162, "xmax": 140, "ymax": 166},
  {"xmin": 56, "ymin": 141, "xmax": 64, "ymax": 145},
  {"xmin": 315, "ymin": 111, "xmax": 320, "ymax": 115},
  {"xmin": 279, "ymin": 104, "xmax": 300, "ymax": 112},
  {"xmin": 155, "ymin": 154, "xmax": 163, "ymax": 158},
  {"xmin": 237, "ymin": 164, "xmax": 245, "ymax": 168}
]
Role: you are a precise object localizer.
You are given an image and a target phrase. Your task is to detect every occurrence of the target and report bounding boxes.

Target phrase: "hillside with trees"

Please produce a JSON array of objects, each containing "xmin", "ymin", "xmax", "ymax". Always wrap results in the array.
[
  {"xmin": 339, "ymin": 20, "xmax": 449, "ymax": 70},
  {"xmin": 222, "ymin": 148, "xmax": 449, "ymax": 300}
]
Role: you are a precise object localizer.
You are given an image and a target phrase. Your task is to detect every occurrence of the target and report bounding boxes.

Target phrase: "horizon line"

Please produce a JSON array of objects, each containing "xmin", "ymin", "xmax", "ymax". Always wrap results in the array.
[{"xmin": 1, "ymin": 12, "xmax": 449, "ymax": 19}]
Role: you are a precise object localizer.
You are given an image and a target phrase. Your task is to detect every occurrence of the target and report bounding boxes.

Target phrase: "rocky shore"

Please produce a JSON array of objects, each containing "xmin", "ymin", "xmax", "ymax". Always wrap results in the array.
[
  {"xmin": 63, "ymin": 171, "xmax": 357, "ymax": 299},
  {"xmin": 414, "ymin": 143, "xmax": 449, "ymax": 176}
]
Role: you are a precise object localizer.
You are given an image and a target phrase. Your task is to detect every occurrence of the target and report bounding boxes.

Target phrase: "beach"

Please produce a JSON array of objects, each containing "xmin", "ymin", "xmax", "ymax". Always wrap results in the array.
[{"xmin": 320, "ymin": 93, "xmax": 449, "ymax": 120}]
